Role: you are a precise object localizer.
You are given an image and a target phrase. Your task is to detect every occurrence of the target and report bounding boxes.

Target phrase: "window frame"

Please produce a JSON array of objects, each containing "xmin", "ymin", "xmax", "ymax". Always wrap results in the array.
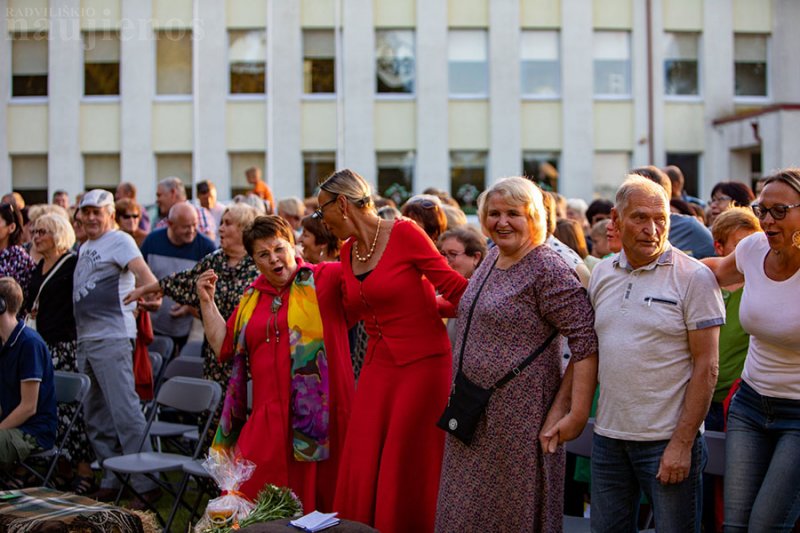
[
  {"xmin": 663, "ymin": 31, "xmax": 702, "ymax": 101},
  {"xmin": 733, "ymin": 33, "xmax": 770, "ymax": 103},
  {"xmin": 520, "ymin": 29, "xmax": 561, "ymax": 101},
  {"xmin": 10, "ymin": 31, "xmax": 49, "ymax": 101},
  {"xmin": 448, "ymin": 29, "xmax": 489, "ymax": 99},
  {"xmin": 227, "ymin": 28, "xmax": 267, "ymax": 98},
  {"xmin": 592, "ymin": 30, "xmax": 632, "ymax": 101},
  {"xmin": 81, "ymin": 30, "xmax": 121, "ymax": 101}
]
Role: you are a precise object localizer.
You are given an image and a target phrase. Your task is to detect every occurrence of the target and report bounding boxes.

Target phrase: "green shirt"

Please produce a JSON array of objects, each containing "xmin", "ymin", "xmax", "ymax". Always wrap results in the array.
[{"xmin": 713, "ymin": 287, "xmax": 749, "ymax": 403}]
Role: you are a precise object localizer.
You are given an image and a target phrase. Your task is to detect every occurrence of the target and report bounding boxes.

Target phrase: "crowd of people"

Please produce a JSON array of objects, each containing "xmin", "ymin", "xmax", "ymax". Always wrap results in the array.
[{"xmin": 0, "ymin": 163, "xmax": 798, "ymax": 533}]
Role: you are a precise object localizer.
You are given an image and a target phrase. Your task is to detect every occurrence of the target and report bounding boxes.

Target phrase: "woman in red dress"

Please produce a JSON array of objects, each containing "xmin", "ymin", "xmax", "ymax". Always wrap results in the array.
[
  {"xmin": 314, "ymin": 169, "xmax": 468, "ymax": 532},
  {"xmin": 198, "ymin": 216, "xmax": 353, "ymax": 511}
]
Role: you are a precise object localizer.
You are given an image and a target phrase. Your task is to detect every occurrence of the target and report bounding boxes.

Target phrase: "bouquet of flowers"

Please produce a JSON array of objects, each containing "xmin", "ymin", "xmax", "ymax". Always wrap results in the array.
[{"xmin": 197, "ymin": 482, "xmax": 303, "ymax": 533}]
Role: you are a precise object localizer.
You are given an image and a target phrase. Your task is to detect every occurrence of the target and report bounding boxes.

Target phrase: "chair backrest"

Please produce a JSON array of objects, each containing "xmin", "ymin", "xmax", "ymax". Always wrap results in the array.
[
  {"xmin": 150, "ymin": 335, "xmax": 175, "ymax": 361},
  {"xmin": 704, "ymin": 430, "xmax": 726, "ymax": 476},
  {"xmin": 179, "ymin": 340, "xmax": 203, "ymax": 359},
  {"xmin": 566, "ymin": 418, "xmax": 595, "ymax": 458},
  {"xmin": 163, "ymin": 356, "xmax": 204, "ymax": 380},
  {"xmin": 149, "ymin": 351, "xmax": 164, "ymax": 381},
  {"xmin": 53, "ymin": 371, "xmax": 91, "ymax": 404},
  {"xmin": 156, "ymin": 376, "xmax": 222, "ymax": 414}
]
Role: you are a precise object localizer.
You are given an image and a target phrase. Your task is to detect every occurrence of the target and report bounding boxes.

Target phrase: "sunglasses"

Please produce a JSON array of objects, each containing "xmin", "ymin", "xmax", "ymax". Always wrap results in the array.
[
  {"xmin": 751, "ymin": 203, "xmax": 800, "ymax": 220},
  {"xmin": 119, "ymin": 213, "xmax": 140, "ymax": 220},
  {"xmin": 31, "ymin": 229, "xmax": 50, "ymax": 237},
  {"xmin": 312, "ymin": 197, "xmax": 337, "ymax": 220},
  {"xmin": 407, "ymin": 199, "xmax": 437, "ymax": 209}
]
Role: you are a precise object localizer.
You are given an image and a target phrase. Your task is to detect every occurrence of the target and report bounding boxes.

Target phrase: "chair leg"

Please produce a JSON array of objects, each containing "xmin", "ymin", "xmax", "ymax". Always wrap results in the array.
[{"xmin": 164, "ymin": 472, "xmax": 190, "ymax": 532}]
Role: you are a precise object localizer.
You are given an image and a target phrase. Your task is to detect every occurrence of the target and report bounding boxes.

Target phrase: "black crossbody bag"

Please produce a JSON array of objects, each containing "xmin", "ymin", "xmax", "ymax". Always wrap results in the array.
[{"xmin": 437, "ymin": 258, "xmax": 558, "ymax": 445}]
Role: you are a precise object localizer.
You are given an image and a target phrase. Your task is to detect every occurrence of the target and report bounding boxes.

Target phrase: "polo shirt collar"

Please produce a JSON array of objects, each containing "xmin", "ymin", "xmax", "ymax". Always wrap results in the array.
[
  {"xmin": 613, "ymin": 244, "xmax": 674, "ymax": 272},
  {"xmin": 1, "ymin": 319, "xmax": 25, "ymax": 353}
]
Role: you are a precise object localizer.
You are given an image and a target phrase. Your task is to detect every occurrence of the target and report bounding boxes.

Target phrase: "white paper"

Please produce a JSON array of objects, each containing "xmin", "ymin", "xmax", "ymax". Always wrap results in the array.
[{"xmin": 290, "ymin": 510, "xmax": 340, "ymax": 532}]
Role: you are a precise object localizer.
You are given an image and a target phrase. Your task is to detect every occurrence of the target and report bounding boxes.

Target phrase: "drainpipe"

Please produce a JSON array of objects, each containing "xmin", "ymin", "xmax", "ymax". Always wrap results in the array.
[{"xmin": 646, "ymin": 0, "xmax": 655, "ymax": 163}]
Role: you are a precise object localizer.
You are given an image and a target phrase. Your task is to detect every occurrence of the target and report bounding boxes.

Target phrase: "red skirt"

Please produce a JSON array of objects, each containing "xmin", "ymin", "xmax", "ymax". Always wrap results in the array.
[{"xmin": 334, "ymin": 343, "xmax": 451, "ymax": 533}]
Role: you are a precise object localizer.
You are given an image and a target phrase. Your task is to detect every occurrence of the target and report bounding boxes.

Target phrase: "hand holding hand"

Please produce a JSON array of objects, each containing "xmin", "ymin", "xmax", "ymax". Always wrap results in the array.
[{"xmin": 539, "ymin": 412, "xmax": 586, "ymax": 454}]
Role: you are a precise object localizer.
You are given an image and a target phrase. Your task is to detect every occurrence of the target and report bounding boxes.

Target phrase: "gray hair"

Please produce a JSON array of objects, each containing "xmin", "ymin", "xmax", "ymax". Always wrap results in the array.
[
  {"xmin": 615, "ymin": 175, "xmax": 670, "ymax": 217},
  {"xmin": 158, "ymin": 176, "xmax": 187, "ymax": 201}
]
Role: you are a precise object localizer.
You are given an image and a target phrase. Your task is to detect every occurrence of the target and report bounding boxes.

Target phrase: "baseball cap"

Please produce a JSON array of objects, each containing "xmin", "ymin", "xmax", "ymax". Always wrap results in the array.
[{"xmin": 80, "ymin": 189, "xmax": 114, "ymax": 209}]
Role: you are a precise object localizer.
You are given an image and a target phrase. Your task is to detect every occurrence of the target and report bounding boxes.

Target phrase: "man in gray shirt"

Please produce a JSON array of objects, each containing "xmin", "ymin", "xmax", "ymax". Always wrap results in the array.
[
  {"xmin": 73, "ymin": 189, "xmax": 162, "ymax": 504},
  {"xmin": 589, "ymin": 176, "xmax": 724, "ymax": 532}
]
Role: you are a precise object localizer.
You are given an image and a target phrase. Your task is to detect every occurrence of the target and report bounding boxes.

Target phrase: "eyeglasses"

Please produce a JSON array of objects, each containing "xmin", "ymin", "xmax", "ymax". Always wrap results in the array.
[
  {"xmin": 751, "ymin": 203, "xmax": 800, "ymax": 220},
  {"xmin": 119, "ymin": 213, "xmax": 140, "ymax": 220},
  {"xmin": 31, "ymin": 229, "xmax": 50, "ymax": 237},
  {"xmin": 710, "ymin": 195, "xmax": 733, "ymax": 204},
  {"xmin": 312, "ymin": 197, "xmax": 337, "ymax": 220},
  {"xmin": 440, "ymin": 250, "xmax": 466, "ymax": 261}
]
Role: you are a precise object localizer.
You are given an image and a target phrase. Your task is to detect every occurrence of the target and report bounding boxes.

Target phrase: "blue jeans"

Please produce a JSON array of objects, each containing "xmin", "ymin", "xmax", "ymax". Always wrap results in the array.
[
  {"xmin": 724, "ymin": 380, "xmax": 800, "ymax": 532},
  {"xmin": 591, "ymin": 433, "xmax": 706, "ymax": 533}
]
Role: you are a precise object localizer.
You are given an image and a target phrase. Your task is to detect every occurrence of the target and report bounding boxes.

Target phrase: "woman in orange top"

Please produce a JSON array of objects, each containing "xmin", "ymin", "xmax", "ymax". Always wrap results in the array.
[{"xmin": 314, "ymin": 169, "xmax": 468, "ymax": 533}]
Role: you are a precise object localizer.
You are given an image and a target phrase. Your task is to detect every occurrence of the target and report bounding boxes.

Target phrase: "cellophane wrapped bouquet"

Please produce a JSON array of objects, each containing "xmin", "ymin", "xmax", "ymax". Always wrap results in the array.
[
  {"xmin": 196, "ymin": 448, "xmax": 257, "ymax": 531},
  {"xmin": 196, "ymin": 449, "xmax": 304, "ymax": 533}
]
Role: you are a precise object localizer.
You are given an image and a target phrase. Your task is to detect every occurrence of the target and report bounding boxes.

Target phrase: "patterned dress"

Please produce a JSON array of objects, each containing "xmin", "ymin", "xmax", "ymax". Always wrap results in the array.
[
  {"xmin": 159, "ymin": 249, "xmax": 259, "ymax": 443},
  {"xmin": 435, "ymin": 245, "xmax": 598, "ymax": 532},
  {"xmin": 0, "ymin": 245, "xmax": 35, "ymax": 299}
]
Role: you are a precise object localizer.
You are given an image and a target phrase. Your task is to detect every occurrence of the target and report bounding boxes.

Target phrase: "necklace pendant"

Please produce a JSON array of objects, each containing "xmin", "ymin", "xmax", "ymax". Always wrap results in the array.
[{"xmin": 271, "ymin": 296, "xmax": 282, "ymax": 313}]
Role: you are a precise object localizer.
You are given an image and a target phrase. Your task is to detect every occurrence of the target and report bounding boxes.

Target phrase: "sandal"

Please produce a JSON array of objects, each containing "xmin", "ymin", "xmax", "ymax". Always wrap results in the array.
[
  {"xmin": 3, "ymin": 471, "xmax": 36, "ymax": 490},
  {"xmin": 69, "ymin": 475, "xmax": 98, "ymax": 496}
]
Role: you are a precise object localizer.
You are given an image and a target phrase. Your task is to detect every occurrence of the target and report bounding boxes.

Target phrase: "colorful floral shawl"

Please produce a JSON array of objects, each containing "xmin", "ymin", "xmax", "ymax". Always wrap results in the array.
[{"xmin": 211, "ymin": 266, "xmax": 330, "ymax": 462}]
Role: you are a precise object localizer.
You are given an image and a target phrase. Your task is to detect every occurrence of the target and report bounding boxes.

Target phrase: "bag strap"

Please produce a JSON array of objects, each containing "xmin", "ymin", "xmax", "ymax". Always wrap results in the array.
[
  {"xmin": 456, "ymin": 256, "xmax": 498, "ymax": 374},
  {"xmin": 455, "ymin": 252, "xmax": 560, "ymax": 389},
  {"xmin": 492, "ymin": 329, "xmax": 558, "ymax": 389},
  {"xmin": 30, "ymin": 252, "xmax": 71, "ymax": 312}
]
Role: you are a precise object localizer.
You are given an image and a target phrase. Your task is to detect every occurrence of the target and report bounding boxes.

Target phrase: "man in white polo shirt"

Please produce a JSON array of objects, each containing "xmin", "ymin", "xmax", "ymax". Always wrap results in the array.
[{"xmin": 589, "ymin": 176, "xmax": 724, "ymax": 532}]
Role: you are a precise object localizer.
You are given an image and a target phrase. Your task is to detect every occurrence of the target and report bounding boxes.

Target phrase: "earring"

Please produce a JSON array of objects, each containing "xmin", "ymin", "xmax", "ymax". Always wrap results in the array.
[{"xmin": 793, "ymin": 230, "xmax": 800, "ymax": 250}]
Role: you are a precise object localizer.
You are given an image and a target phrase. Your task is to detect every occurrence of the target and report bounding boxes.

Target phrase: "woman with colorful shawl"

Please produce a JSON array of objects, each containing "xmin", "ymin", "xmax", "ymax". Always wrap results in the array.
[{"xmin": 197, "ymin": 215, "xmax": 354, "ymax": 511}]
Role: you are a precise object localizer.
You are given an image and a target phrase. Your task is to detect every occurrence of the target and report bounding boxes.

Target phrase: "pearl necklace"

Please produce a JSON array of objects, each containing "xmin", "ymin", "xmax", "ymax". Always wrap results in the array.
[{"xmin": 354, "ymin": 219, "xmax": 381, "ymax": 263}]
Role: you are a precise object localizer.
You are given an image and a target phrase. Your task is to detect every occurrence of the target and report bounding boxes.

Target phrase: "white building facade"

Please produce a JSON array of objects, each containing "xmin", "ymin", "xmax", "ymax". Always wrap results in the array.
[{"xmin": 2, "ymin": 0, "xmax": 799, "ymax": 208}]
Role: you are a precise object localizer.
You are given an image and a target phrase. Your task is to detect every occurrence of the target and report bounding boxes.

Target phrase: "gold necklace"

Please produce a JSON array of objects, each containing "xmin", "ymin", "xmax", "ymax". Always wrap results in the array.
[{"xmin": 354, "ymin": 219, "xmax": 381, "ymax": 263}]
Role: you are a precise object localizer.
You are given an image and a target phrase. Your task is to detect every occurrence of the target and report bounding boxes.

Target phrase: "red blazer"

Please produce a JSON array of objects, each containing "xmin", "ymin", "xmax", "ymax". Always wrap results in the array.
[{"xmin": 340, "ymin": 219, "xmax": 468, "ymax": 365}]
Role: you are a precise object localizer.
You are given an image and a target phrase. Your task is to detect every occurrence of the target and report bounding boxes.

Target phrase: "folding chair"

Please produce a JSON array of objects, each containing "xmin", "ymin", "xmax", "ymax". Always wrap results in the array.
[
  {"xmin": 704, "ymin": 430, "xmax": 726, "ymax": 476},
  {"xmin": 102, "ymin": 377, "xmax": 222, "ymax": 529},
  {"xmin": 21, "ymin": 371, "xmax": 91, "ymax": 487},
  {"xmin": 168, "ymin": 380, "xmax": 254, "ymax": 525},
  {"xmin": 149, "ymin": 357, "xmax": 206, "ymax": 453},
  {"xmin": 563, "ymin": 419, "xmax": 594, "ymax": 533},
  {"xmin": 178, "ymin": 339, "xmax": 203, "ymax": 359},
  {"xmin": 150, "ymin": 335, "xmax": 175, "ymax": 363}
]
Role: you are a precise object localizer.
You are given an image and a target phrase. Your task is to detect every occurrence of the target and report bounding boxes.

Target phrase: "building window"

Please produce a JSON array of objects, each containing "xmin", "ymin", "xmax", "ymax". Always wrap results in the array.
[
  {"xmin": 666, "ymin": 153, "xmax": 700, "ymax": 198},
  {"xmin": 450, "ymin": 151, "xmax": 486, "ymax": 213},
  {"xmin": 11, "ymin": 155, "xmax": 48, "ymax": 204},
  {"xmin": 230, "ymin": 152, "xmax": 266, "ymax": 197},
  {"xmin": 156, "ymin": 30, "xmax": 192, "ymax": 95},
  {"xmin": 664, "ymin": 32, "xmax": 699, "ymax": 96},
  {"xmin": 156, "ymin": 154, "xmax": 193, "ymax": 199},
  {"xmin": 592, "ymin": 152, "xmax": 631, "ymax": 200},
  {"xmin": 229, "ymin": 30, "xmax": 266, "ymax": 94},
  {"xmin": 376, "ymin": 30, "xmax": 415, "ymax": 94},
  {"xmin": 11, "ymin": 32, "xmax": 48, "ymax": 97},
  {"xmin": 735, "ymin": 34, "xmax": 767, "ymax": 97},
  {"xmin": 520, "ymin": 31, "xmax": 560, "ymax": 97},
  {"xmin": 593, "ymin": 31, "xmax": 631, "ymax": 97},
  {"xmin": 84, "ymin": 31, "xmax": 120, "ymax": 96},
  {"xmin": 522, "ymin": 152, "xmax": 560, "ymax": 192},
  {"xmin": 304, "ymin": 30, "xmax": 335, "ymax": 94},
  {"xmin": 303, "ymin": 152, "xmax": 336, "ymax": 198},
  {"xmin": 377, "ymin": 152, "xmax": 415, "ymax": 204},
  {"xmin": 448, "ymin": 30, "xmax": 488, "ymax": 96},
  {"xmin": 84, "ymin": 154, "xmax": 121, "ymax": 190}
]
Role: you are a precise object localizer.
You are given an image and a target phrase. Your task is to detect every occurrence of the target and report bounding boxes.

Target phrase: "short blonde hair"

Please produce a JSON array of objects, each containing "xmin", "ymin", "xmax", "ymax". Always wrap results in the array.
[
  {"xmin": 33, "ymin": 212, "xmax": 76, "ymax": 252},
  {"xmin": 711, "ymin": 206, "xmax": 761, "ymax": 243},
  {"xmin": 477, "ymin": 177, "xmax": 547, "ymax": 246},
  {"xmin": 223, "ymin": 203, "xmax": 258, "ymax": 230},
  {"xmin": 28, "ymin": 203, "xmax": 70, "ymax": 225}
]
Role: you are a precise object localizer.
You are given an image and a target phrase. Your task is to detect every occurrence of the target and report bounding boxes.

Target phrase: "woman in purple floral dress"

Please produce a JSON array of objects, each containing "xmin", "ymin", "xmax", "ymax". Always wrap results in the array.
[
  {"xmin": 0, "ymin": 202, "xmax": 35, "ymax": 299},
  {"xmin": 436, "ymin": 177, "xmax": 598, "ymax": 532}
]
